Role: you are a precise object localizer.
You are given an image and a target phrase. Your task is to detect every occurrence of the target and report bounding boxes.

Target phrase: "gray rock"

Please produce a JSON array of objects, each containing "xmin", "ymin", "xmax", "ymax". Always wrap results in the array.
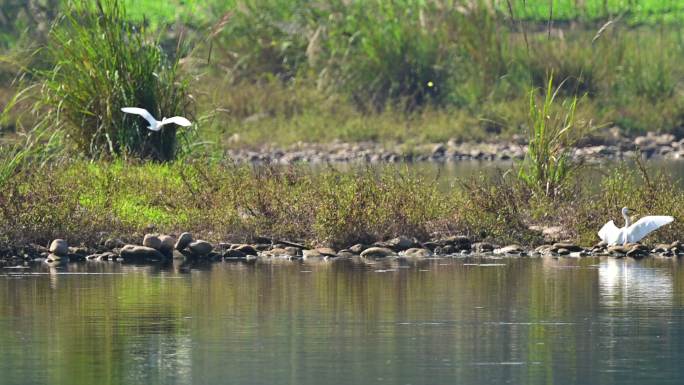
[
  {"xmin": 99, "ymin": 252, "xmax": 117, "ymax": 261},
  {"xmin": 188, "ymin": 240, "xmax": 213, "ymax": 257},
  {"xmin": 659, "ymin": 250, "xmax": 674, "ymax": 258},
  {"xmin": 143, "ymin": 234, "xmax": 162, "ymax": 250},
  {"xmin": 104, "ymin": 238, "xmax": 124, "ymax": 250},
  {"xmin": 235, "ymin": 244, "xmax": 258, "ymax": 256},
  {"xmin": 401, "ymin": 248, "xmax": 433, "ymax": 258},
  {"xmin": 302, "ymin": 249, "xmax": 324, "ymax": 260},
  {"xmin": 443, "ymin": 235, "xmax": 471, "ymax": 247},
  {"xmin": 493, "ymin": 244, "xmax": 524, "ymax": 255},
  {"xmin": 653, "ymin": 243, "xmax": 670, "ymax": 253},
  {"xmin": 119, "ymin": 245, "xmax": 166, "ymax": 261},
  {"xmin": 386, "ymin": 236, "xmax": 415, "ymax": 251},
  {"xmin": 268, "ymin": 248, "xmax": 290, "ymax": 256},
  {"xmin": 316, "ymin": 247, "xmax": 337, "ymax": 257},
  {"xmin": 441, "ymin": 245, "xmax": 456, "ymax": 255},
  {"xmin": 360, "ymin": 247, "xmax": 396, "ymax": 258},
  {"xmin": 607, "ymin": 245, "xmax": 629, "ymax": 257},
  {"xmin": 626, "ymin": 247, "xmax": 648, "ymax": 258},
  {"xmin": 223, "ymin": 249, "xmax": 247, "ymax": 261},
  {"xmin": 432, "ymin": 144, "xmax": 446, "ymax": 157},
  {"xmin": 284, "ymin": 246, "xmax": 302, "ymax": 257},
  {"xmin": 49, "ymin": 239, "xmax": 68, "ymax": 256},
  {"xmin": 552, "ymin": 242, "xmax": 582, "ymax": 252},
  {"xmin": 253, "ymin": 243, "xmax": 270, "ymax": 251},
  {"xmin": 336, "ymin": 250, "xmax": 355, "ymax": 259},
  {"xmin": 472, "ymin": 242, "xmax": 494, "ymax": 253},
  {"xmin": 349, "ymin": 244, "xmax": 367, "ymax": 254},
  {"xmin": 174, "ymin": 232, "xmax": 193, "ymax": 251},
  {"xmin": 159, "ymin": 235, "xmax": 176, "ymax": 253}
]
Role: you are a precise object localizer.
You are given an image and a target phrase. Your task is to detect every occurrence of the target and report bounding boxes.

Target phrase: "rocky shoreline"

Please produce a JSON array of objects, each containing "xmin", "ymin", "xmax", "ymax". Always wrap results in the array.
[
  {"xmin": 2, "ymin": 233, "xmax": 683, "ymax": 269},
  {"xmin": 225, "ymin": 132, "xmax": 684, "ymax": 164}
]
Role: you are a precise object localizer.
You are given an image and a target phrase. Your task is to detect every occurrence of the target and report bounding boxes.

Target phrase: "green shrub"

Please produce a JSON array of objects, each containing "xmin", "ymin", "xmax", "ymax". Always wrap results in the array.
[
  {"xmin": 518, "ymin": 77, "xmax": 588, "ymax": 197},
  {"xmin": 28, "ymin": 0, "xmax": 192, "ymax": 161}
]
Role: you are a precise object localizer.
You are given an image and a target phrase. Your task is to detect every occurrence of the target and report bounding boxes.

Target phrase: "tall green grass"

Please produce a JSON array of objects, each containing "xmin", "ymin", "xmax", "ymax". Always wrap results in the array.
[
  {"xmin": 202, "ymin": 2, "xmax": 684, "ymax": 145},
  {"xmin": 26, "ymin": 0, "xmax": 192, "ymax": 161},
  {"xmin": 4, "ymin": 0, "xmax": 684, "ymax": 151},
  {"xmin": 518, "ymin": 77, "xmax": 590, "ymax": 197}
]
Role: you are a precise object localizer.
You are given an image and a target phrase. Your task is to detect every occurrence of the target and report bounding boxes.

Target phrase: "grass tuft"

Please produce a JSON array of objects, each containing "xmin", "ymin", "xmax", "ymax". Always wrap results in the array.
[{"xmin": 24, "ymin": 0, "xmax": 192, "ymax": 161}]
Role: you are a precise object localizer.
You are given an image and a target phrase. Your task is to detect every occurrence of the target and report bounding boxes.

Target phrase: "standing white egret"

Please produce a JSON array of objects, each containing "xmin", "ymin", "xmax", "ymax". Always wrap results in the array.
[
  {"xmin": 598, "ymin": 207, "xmax": 673, "ymax": 245},
  {"xmin": 121, "ymin": 107, "xmax": 191, "ymax": 131}
]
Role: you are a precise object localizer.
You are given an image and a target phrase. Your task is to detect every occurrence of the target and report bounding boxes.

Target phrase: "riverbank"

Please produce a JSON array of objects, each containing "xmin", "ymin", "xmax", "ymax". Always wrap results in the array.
[
  {"xmin": 224, "ymin": 132, "xmax": 684, "ymax": 164},
  {"xmin": 3, "ymin": 232, "xmax": 683, "ymax": 268},
  {"xmin": 0, "ymin": 157, "xmax": 682, "ymax": 265}
]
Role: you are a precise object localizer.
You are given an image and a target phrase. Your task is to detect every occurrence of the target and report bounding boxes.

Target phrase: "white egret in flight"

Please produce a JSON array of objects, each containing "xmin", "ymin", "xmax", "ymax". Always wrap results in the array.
[
  {"xmin": 121, "ymin": 107, "xmax": 191, "ymax": 132},
  {"xmin": 598, "ymin": 207, "xmax": 673, "ymax": 245}
]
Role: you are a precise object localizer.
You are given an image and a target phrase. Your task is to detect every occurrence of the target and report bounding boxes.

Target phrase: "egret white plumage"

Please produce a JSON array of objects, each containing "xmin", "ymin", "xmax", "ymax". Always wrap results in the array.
[
  {"xmin": 121, "ymin": 107, "xmax": 191, "ymax": 131},
  {"xmin": 598, "ymin": 207, "xmax": 673, "ymax": 245}
]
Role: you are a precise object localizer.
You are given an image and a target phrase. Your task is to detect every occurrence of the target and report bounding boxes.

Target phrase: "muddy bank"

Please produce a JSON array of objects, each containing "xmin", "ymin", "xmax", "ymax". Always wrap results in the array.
[{"xmin": 226, "ymin": 132, "xmax": 684, "ymax": 164}]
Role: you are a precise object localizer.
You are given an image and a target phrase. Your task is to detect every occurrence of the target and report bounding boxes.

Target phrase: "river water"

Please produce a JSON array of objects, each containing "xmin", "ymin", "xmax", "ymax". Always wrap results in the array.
[
  {"xmin": 2, "ymin": 256, "xmax": 684, "ymax": 385},
  {"xmin": 329, "ymin": 158, "xmax": 684, "ymax": 190}
]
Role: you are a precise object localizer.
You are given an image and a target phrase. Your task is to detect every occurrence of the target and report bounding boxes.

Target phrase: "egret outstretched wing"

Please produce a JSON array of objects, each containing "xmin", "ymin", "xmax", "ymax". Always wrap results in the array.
[
  {"xmin": 626, "ymin": 216, "xmax": 674, "ymax": 243},
  {"xmin": 160, "ymin": 116, "xmax": 192, "ymax": 127},
  {"xmin": 598, "ymin": 220, "xmax": 621, "ymax": 245},
  {"xmin": 121, "ymin": 107, "xmax": 157, "ymax": 127}
]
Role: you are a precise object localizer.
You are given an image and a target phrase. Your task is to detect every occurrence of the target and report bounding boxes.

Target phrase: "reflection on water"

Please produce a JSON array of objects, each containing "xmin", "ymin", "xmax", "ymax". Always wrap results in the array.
[
  {"xmin": 334, "ymin": 159, "xmax": 684, "ymax": 191},
  {"xmin": 599, "ymin": 258, "xmax": 674, "ymax": 307},
  {"xmin": 1, "ymin": 257, "xmax": 684, "ymax": 385}
]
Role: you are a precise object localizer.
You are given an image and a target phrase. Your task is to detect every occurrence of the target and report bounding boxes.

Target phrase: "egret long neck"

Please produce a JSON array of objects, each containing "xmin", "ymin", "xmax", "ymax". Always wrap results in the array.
[{"xmin": 622, "ymin": 212, "xmax": 631, "ymax": 227}]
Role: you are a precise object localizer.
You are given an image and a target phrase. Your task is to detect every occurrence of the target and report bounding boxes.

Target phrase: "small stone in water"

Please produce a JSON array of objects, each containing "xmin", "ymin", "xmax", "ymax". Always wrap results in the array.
[
  {"xmin": 360, "ymin": 247, "xmax": 396, "ymax": 258},
  {"xmin": 175, "ymin": 232, "xmax": 193, "ymax": 251},
  {"xmin": 49, "ymin": 239, "xmax": 68, "ymax": 256},
  {"xmin": 159, "ymin": 235, "xmax": 176, "ymax": 253},
  {"xmin": 188, "ymin": 240, "xmax": 213, "ymax": 257},
  {"xmin": 143, "ymin": 234, "xmax": 162, "ymax": 250},
  {"xmin": 104, "ymin": 238, "xmax": 124, "ymax": 250}
]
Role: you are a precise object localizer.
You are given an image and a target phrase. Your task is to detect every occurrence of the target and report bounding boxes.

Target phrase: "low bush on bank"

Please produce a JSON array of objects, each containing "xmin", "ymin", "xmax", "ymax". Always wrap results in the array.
[{"xmin": 1, "ymin": 158, "xmax": 682, "ymax": 249}]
